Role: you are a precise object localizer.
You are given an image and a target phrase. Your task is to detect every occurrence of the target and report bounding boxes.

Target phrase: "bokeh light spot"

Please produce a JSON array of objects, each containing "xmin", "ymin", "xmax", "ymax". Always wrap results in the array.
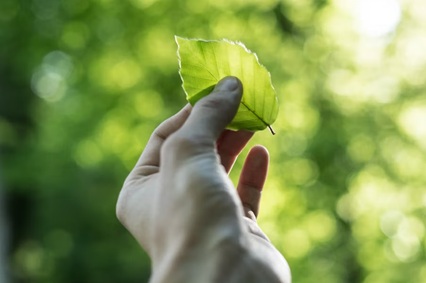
[
  {"xmin": 380, "ymin": 210, "xmax": 404, "ymax": 238},
  {"xmin": 96, "ymin": 114, "xmax": 132, "ymax": 155},
  {"xmin": 61, "ymin": 21, "xmax": 91, "ymax": 50},
  {"xmin": 283, "ymin": 228, "xmax": 311, "ymax": 258},
  {"xmin": 282, "ymin": 102, "xmax": 319, "ymax": 136},
  {"xmin": 347, "ymin": 134, "xmax": 375, "ymax": 163},
  {"xmin": 74, "ymin": 139, "xmax": 103, "ymax": 168},
  {"xmin": 90, "ymin": 53, "xmax": 143, "ymax": 91},
  {"xmin": 282, "ymin": 158, "xmax": 318, "ymax": 186},
  {"xmin": 304, "ymin": 210, "xmax": 336, "ymax": 242},
  {"xmin": 13, "ymin": 240, "xmax": 49, "ymax": 278},
  {"xmin": 31, "ymin": 51, "xmax": 73, "ymax": 102},
  {"xmin": 336, "ymin": 194, "xmax": 354, "ymax": 222},
  {"xmin": 137, "ymin": 26, "xmax": 176, "ymax": 72},
  {"xmin": 398, "ymin": 102, "xmax": 426, "ymax": 150},
  {"xmin": 110, "ymin": 59, "xmax": 142, "ymax": 90},
  {"xmin": 129, "ymin": 0, "xmax": 158, "ymax": 9},
  {"xmin": 32, "ymin": 71, "xmax": 66, "ymax": 102},
  {"xmin": 392, "ymin": 233, "xmax": 420, "ymax": 262},
  {"xmin": 133, "ymin": 90, "xmax": 164, "ymax": 118}
]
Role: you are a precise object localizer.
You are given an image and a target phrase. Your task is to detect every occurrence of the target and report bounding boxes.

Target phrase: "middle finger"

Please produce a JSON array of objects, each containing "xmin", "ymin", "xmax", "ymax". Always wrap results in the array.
[{"xmin": 216, "ymin": 130, "xmax": 254, "ymax": 173}]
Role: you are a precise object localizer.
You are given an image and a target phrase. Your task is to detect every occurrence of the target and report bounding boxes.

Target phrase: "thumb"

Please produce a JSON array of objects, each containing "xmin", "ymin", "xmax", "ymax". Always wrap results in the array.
[{"xmin": 178, "ymin": 76, "xmax": 243, "ymax": 141}]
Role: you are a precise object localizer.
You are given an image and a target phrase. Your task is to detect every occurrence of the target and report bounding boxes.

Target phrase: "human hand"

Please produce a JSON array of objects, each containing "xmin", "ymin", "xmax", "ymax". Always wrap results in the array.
[{"xmin": 116, "ymin": 77, "xmax": 290, "ymax": 283}]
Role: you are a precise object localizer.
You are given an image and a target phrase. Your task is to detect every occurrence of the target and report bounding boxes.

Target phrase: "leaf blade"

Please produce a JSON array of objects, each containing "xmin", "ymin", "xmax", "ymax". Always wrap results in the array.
[{"xmin": 176, "ymin": 36, "xmax": 279, "ymax": 132}]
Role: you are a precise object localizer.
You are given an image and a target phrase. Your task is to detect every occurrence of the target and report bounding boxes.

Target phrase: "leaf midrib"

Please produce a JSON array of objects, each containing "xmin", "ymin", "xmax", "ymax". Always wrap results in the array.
[{"xmin": 240, "ymin": 101, "xmax": 269, "ymax": 129}]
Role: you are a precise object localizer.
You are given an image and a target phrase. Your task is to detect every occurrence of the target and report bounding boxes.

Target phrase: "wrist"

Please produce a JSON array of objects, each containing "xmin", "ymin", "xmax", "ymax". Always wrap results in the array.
[
  {"xmin": 151, "ymin": 244, "xmax": 287, "ymax": 283},
  {"xmin": 150, "ymin": 225, "xmax": 249, "ymax": 283},
  {"xmin": 151, "ymin": 242, "xmax": 249, "ymax": 283}
]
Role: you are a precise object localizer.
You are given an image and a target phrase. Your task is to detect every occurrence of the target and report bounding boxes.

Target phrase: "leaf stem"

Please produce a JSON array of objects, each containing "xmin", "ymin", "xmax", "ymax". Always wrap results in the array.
[{"xmin": 268, "ymin": 125, "xmax": 275, "ymax": 135}]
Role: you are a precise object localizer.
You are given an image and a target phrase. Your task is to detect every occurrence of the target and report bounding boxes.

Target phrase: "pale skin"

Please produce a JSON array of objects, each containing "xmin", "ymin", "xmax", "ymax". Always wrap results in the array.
[{"xmin": 116, "ymin": 77, "xmax": 291, "ymax": 283}]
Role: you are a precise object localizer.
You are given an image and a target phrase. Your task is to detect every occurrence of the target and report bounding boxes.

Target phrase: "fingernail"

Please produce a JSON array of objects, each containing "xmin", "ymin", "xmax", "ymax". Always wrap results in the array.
[{"xmin": 216, "ymin": 77, "xmax": 240, "ymax": 92}]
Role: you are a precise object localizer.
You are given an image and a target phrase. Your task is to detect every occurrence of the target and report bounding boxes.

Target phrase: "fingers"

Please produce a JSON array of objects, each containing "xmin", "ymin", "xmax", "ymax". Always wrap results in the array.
[
  {"xmin": 217, "ymin": 130, "xmax": 254, "ymax": 173},
  {"xmin": 177, "ymin": 77, "xmax": 243, "ymax": 143},
  {"xmin": 132, "ymin": 76, "xmax": 242, "ymax": 178},
  {"xmin": 237, "ymin": 145, "xmax": 269, "ymax": 219},
  {"xmin": 130, "ymin": 104, "xmax": 192, "ymax": 178}
]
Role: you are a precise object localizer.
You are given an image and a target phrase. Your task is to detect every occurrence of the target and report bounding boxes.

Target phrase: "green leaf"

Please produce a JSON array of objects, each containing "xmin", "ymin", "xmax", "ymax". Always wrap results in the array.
[{"xmin": 176, "ymin": 36, "xmax": 279, "ymax": 134}]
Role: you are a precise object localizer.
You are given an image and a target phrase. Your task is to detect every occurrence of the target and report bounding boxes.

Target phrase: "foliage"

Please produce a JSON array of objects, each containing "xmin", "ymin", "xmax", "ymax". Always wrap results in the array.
[
  {"xmin": 177, "ymin": 36, "xmax": 278, "ymax": 132},
  {"xmin": 1, "ymin": 0, "xmax": 425, "ymax": 282}
]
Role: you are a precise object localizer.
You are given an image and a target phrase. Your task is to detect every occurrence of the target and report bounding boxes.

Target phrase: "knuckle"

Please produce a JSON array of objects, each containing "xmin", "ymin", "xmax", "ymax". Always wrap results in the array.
[
  {"xmin": 162, "ymin": 133, "xmax": 211, "ymax": 157},
  {"xmin": 195, "ymin": 96, "xmax": 238, "ymax": 121},
  {"xmin": 198, "ymin": 96, "xmax": 235, "ymax": 116},
  {"xmin": 198, "ymin": 96, "xmax": 224, "ymax": 110},
  {"xmin": 185, "ymin": 172, "xmax": 236, "ymax": 208}
]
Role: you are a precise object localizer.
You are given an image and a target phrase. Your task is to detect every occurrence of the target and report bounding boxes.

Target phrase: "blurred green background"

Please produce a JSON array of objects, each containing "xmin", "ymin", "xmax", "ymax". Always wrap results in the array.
[{"xmin": 1, "ymin": 0, "xmax": 425, "ymax": 282}]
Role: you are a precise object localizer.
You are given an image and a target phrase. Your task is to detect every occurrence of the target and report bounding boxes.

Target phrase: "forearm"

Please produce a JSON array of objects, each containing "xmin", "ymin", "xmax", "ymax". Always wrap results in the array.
[
  {"xmin": 150, "ymin": 236, "xmax": 288, "ymax": 283},
  {"xmin": 150, "ymin": 241, "xmax": 246, "ymax": 283}
]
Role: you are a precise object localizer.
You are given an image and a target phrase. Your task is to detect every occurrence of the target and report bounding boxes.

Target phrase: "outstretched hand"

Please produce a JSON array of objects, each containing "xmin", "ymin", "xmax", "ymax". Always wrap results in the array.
[{"xmin": 116, "ymin": 77, "xmax": 290, "ymax": 283}]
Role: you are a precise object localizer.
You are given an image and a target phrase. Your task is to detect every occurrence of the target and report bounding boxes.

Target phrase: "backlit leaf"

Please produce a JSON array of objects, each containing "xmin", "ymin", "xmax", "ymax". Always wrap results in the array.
[{"xmin": 176, "ymin": 36, "xmax": 279, "ymax": 133}]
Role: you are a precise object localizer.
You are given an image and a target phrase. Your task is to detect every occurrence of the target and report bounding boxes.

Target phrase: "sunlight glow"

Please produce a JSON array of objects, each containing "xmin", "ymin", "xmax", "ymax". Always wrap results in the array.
[{"xmin": 356, "ymin": 0, "xmax": 401, "ymax": 37}]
